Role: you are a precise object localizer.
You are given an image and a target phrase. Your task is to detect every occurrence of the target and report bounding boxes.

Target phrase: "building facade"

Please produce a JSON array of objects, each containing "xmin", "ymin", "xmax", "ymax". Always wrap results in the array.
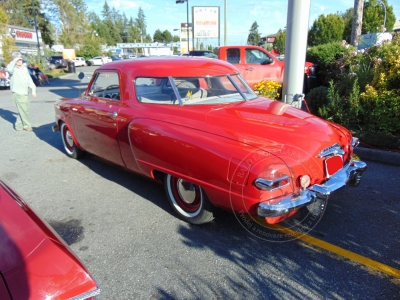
[{"xmin": 1, "ymin": 24, "xmax": 43, "ymax": 57}]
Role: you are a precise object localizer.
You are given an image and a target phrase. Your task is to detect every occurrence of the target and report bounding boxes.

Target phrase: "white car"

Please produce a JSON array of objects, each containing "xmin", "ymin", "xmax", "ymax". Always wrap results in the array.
[
  {"xmin": 73, "ymin": 57, "xmax": 86, "ymax": 67},
  {"xmin": 87, "ymin": 56, "xmax": 112, "ymax": 66}
]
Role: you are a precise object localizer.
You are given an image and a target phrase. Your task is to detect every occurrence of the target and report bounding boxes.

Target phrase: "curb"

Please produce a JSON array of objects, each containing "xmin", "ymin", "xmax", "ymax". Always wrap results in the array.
[{"xmin": 354, "ymin": 147, "xmax": 400, "ymax": 167}]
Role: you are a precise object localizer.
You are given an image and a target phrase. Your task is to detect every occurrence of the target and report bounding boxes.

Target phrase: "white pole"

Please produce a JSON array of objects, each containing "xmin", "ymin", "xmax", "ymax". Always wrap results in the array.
[{"xmin": 282, "ymin": 0, "xmax": 311, "ymax": 108}]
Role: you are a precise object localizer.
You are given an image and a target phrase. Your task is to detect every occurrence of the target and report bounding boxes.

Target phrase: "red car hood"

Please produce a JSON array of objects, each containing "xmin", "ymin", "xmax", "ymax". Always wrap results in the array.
[
  {"xmin": 0, "ymin": 180, "xmax": 98, "ymax": 299},
  {"xmin": 206, "ymin": 99, "xmax": 351, "ymax": 159}
]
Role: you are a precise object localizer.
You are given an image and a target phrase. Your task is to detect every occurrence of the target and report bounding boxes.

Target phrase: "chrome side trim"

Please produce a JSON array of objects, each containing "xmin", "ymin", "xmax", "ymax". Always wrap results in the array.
[
  {"xmin": 254, "ymin": 175, "xmax": 290, "ymax": 191},
  {"xmin": 69, "ymin": 288, "xmax": 101, "ymax": 300},
  {"xmin": 257, "ymin": 159, "xmax": 367, "ymax": 217}
]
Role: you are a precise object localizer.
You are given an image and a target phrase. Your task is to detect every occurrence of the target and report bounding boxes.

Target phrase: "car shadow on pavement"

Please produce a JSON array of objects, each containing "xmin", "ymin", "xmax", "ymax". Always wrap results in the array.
[
  {"xmin": 34, "ymin": 122, "xmax": 172, "ymax": 216},
  {"xmin": 47, "ymin": 77, "xmax": 89, "ymax": 99}
]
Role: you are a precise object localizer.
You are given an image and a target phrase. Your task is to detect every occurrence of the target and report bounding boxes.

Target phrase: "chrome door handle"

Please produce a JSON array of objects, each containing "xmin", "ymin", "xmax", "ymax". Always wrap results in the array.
[{"xmin": 108, "ymin": 112, "xmax": 118, "ymax": 118}]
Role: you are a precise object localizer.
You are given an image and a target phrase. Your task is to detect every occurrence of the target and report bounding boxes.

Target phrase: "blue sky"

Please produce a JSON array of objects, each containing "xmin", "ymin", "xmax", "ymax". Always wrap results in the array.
[{"xmin": 85, "ymin": 0, "xmax": 400, "ymax": 46}]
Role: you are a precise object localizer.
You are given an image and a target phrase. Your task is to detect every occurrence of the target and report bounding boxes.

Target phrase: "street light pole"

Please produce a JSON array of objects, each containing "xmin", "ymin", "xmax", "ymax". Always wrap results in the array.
[
  {"xmin": 378, "ymin": 0, "xmax": 387, "ymax": 30},
  {"xmin": 176, "ymin": 0, "xmax": 190, "ymax": 52},
  {"xmin": 31, "ymin": 0, "xmax": 41, "ymax": 61},
  {"xmin": 224, "ymin": 0, "xmax": 227, "ymax": 46}
]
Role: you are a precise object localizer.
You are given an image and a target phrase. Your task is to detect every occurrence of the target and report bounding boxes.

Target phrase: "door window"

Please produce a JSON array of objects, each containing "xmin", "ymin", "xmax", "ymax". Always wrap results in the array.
[
  {"xmin": 89, "ymin": 72, "xmax": 120, "ymax": 100},
  {"xmin": 245, "ymin": 49, "xmax": 272, "ymax": 65}
]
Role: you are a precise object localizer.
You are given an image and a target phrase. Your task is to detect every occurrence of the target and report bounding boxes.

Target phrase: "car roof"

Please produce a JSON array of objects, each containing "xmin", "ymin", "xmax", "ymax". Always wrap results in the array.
[{"xmin": 99, "ymin": 56, "xmax": 239, "ymax": 77}]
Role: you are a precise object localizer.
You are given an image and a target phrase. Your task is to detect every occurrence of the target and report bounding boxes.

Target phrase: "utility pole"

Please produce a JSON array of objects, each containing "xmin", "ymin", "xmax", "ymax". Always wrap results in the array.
[
  {"xmin": 351, "ymin": 0, "xmax": 364, "ymax": 47},
  {"xmin": 31, "ymin": 0, "xmax": 41, "ymax": 62},
  {"xmin": 282, "ymin": 0, "xmax": 310, "ymax": 108}
]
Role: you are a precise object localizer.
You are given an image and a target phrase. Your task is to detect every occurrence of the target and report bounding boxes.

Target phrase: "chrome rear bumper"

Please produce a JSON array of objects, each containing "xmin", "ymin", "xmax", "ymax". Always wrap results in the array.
[{"xmin": 257, "ymin": 160, "xmax": 367, "ymax": 217}]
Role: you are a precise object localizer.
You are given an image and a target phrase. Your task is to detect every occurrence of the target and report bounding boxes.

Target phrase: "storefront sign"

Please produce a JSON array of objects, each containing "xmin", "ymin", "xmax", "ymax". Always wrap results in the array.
[{"xmin": 9, "ymin": 27, "xmax": 38, "ymax": 43}]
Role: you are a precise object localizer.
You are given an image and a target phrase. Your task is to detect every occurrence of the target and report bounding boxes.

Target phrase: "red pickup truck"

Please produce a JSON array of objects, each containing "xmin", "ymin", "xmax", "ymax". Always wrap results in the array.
[{"xmin": 213, "ymin": 45, "xmax": 316, "ymax": 93}]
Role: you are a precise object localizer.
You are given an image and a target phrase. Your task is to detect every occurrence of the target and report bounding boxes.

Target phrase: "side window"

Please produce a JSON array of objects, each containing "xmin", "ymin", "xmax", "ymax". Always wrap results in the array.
[
  {"xmin": 226, "ymin": 48, "xmax": 241, "ymax": 64},
  {"xmin": 245, "ymin": 49, "xmax": 272, "ymax": 65},
  {"xmin": 89, "ymin": 72, "xmax": 120, "ymax": 100},
  {"xmin": 135, "ymin": 77, "xmax": 173, "ymax": 103}
]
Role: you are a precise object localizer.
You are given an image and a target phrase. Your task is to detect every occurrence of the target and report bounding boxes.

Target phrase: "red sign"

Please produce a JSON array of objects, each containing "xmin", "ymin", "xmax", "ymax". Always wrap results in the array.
[{"xmin": 15, "ymin": 30, "xmax": 33, "ymax": 39}]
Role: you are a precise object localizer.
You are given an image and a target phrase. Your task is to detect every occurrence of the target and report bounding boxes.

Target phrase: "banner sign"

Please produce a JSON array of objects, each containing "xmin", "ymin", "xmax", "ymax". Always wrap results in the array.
[
  {"xmin": 193, "ymin": 6, "xmax": 219, "ymax": 38},
  {"xmin": 117, "ymin": 43, "xmax": 180, "ymax": 48}
]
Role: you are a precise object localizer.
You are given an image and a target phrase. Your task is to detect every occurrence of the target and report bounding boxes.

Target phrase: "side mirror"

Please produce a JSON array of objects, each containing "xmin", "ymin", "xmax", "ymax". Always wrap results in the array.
[
  {"xmin": 78, "ymin": 72, "xmax": 85, "ymax": 80},
  {"xmin": 261, "ymin": 57, "xmax": 273, "ymax": 65}
]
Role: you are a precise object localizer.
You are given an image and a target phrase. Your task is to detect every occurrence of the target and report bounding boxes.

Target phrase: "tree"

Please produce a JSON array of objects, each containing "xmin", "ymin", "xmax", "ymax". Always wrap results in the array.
[
  {"xmin": 273, "ymin": 29, "xmax": 286, "ymax": 55},
  {"xmin": 47, "ymin": 0, "xmax": 89, "ymax": 48},
  {"xmin": 247, "ymin": 21, "xmax": 261, "ymax": 45},
  {"xmin": 1, "ymin": 0, "xmax": 53, "ymax": 47},
  {"xmin": 342, "ymin": 8, "xmax": 354, "ymax": 43},
  {"xmin": 362, "ymin": 0, "xmax": 396, "ymax": 33},
  {"xmin": 308, "ymin": 14, "xmax": 345, "ymax": 46},
  {"xmin": 0, "ymin": 7, "xmax": 17, "ymax": 64},
  {"xmin": 135, "ymin": 7, "xmax": 146, "ymax": 38},
  {"xmin": 153, "ymin": 29, "xmax": 163, "ymax": 42}
]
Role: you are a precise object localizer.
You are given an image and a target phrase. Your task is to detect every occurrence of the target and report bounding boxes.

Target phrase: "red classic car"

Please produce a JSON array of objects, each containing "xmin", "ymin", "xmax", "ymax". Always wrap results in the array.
[
  {"xmin": 0, "ymin": 179, "xmax": 100, "ymax": 299},
  {"xmin": 53, "ymin": 57, "xmax": 366, "ymax": 225}
]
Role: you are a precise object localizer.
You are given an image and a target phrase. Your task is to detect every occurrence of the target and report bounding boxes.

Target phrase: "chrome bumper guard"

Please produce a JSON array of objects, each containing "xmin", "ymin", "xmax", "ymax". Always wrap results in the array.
[{"xmin": 257, "ymin": 160, "xmax": 367, "ymax": 217}]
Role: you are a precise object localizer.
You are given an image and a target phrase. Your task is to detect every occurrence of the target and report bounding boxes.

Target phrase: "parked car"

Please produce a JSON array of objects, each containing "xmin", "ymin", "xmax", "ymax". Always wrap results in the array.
[
  {"xmin": 0, "ymin": 68, "xmax": 10, "ymax": 89},
  {"xmin": 46, "ymin": 56, "xmax": 68, "ymax": 69},
  {"xmin": 87, "ymin": 56, "xmax": 112, "ymax": 66},
  {"xmin": 188, "ymin": 50, "xmax": 217, "ymax": 58},
  {"xmin": 110, "ymin": 55, "xmax": 121, "ymax": 61},
  {"xmin": 52, "ymin": 57, "xmax": 366, "ymax": 225},
  {"xmin": 73, "ymin": 57, "xmax": 86, "ymax": 67},
  {"xmin": 0, "ymin": 178, "xmax": 100, "ymax": 299}
]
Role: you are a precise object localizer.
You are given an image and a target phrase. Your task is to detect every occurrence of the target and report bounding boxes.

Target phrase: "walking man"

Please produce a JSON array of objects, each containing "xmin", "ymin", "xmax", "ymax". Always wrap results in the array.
[
  {"xmin": 6, "ymin": 52, "xmax": 37, "ymax": 131},
  {"xmin": 101, "ymin": 53, "xmax": 108, "ymax": 65}
]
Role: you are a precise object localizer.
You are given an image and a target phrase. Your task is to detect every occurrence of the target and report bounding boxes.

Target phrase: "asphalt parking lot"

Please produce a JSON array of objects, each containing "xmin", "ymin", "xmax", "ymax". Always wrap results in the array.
[{"xmin": 0, "ymin": 67, "xmax": 399, "ymax": 299}]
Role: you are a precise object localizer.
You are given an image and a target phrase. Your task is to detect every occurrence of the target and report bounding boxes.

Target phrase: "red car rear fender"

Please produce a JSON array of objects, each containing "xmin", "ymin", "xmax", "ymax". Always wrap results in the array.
[{"xmin": 127, "ymin": 119, "xmax": 295, "ymax": 214}]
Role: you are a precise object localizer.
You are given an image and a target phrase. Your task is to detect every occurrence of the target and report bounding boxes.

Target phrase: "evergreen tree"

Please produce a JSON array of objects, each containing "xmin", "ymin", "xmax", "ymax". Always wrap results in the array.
[
  {"xmin": 135, "ymin": 7, "xmax": 147, "ymax": 38},
  {"xmin": 247, "ymin": 21, "xmax": 261, "ymax": 45},
  {"xmin": 273, "ymin": 29, "xmax": 286, "ymax": 54}
]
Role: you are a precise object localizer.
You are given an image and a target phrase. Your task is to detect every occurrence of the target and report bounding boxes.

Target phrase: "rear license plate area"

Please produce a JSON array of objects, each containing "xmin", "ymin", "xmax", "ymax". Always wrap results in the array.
[{"xmin": 325, "ymin": 155, "xmax": 343, "ymax": 177}]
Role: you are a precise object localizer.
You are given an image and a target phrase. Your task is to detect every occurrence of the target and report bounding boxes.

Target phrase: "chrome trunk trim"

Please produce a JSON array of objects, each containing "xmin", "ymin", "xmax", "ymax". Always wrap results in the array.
[{"xmin": 318, "ymin": 143, "xmax": 345, "ymax": 158}]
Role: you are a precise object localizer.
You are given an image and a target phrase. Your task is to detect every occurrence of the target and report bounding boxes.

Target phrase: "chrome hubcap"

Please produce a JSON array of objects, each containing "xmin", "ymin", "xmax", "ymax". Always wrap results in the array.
[
  {"xmin": 66, "ymin": 130, "xmax": 74, "ymax": 148},
  {"xmin": 177, "ymin": 179, "xmax": 196, "ymax": 204}
]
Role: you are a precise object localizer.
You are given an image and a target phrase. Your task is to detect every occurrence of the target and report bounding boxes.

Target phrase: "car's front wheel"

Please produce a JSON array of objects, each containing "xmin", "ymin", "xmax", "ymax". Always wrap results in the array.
[
  {"xmin": 164, "ymin": 174, "xmax": 214, "ymax": 224},
  {"xmin": 60, "ymin": 122, "xmax": 85, "ymax": 159}
]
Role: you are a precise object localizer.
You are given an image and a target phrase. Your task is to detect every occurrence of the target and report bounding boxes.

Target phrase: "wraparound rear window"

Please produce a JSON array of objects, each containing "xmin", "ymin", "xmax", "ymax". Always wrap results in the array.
[{"xmin": 134, "ymin": 75, "xmax": 256, "ymax": 105}]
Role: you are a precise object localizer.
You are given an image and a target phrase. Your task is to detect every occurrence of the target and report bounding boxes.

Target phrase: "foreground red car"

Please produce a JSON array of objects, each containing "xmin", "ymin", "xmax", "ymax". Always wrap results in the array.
[
  {"xmin": 53, "ymin": 57, "xmax": 366, "ymax": 225},
  {"xmin": 0, "ymin": 179, "xmax": 100, "ymax": 299}
]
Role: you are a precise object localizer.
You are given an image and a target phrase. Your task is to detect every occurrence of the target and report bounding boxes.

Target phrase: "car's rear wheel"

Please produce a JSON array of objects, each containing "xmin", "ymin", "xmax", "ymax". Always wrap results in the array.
[
  {"xmin": 164, "ymin": 174, "xmax": 214, "ymax": 224},
  {"xmin": 60, "ymin": 122, "xmax": 85, "ymax": 159}
]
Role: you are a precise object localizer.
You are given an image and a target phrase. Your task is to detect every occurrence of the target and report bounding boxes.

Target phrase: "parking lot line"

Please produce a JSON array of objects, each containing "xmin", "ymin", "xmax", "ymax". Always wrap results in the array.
[{"xmin": 269, "ymin": 224, "xmax": 400, "ymax": 279}]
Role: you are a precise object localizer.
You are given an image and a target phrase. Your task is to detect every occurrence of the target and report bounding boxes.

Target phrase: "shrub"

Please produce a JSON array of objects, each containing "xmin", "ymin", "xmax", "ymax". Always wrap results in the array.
[
  {"xmin": 306, "ymin": 35, "xmax": 400, "ymax": 149},
  {"xmin": 306, "ymin": 42, "xmax": 348, "ymax": 86},
  {"xmin": 305, "ymin": 86, "xmax": 328, "ymax": 115}
]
